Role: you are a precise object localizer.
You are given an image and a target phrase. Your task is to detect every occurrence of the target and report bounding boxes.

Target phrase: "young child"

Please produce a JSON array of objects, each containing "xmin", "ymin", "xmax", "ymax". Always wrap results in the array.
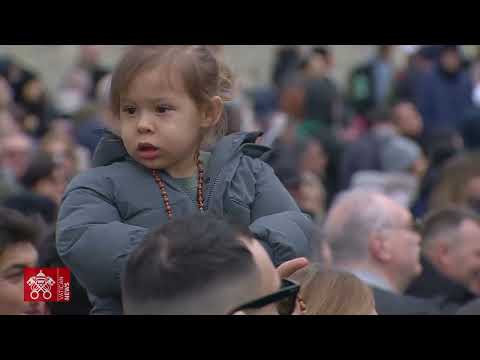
[{"xmin": 56, "ymin": 46, "xmax": 312, "ymax": 315}]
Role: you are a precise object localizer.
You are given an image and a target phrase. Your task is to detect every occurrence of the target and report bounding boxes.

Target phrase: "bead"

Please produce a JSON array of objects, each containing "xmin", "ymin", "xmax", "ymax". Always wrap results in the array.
[{"xmin": 152, "ymin": 157, "xmax": 205, "ymax": 220}]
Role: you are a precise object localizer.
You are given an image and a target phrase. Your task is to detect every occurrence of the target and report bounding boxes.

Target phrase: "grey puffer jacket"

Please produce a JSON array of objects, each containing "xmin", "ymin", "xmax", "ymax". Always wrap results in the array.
[{"xmin": 56, "ymin": 130, "xmax": 313, "ymax": 314}]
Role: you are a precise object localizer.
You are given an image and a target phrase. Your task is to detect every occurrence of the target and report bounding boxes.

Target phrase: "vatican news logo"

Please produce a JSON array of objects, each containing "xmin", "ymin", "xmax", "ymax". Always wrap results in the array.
[{"xmin": 24, "ymin": 268, "xmax": 71, "ymax": 302}]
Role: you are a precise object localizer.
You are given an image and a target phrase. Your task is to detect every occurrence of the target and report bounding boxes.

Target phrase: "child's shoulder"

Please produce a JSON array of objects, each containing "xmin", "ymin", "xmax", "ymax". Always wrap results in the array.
[
  {"xmin": 66, "ymin": 162, "xmax": 135, "ymax": 192},
  {"xmin": 213, "ymin": 131, "xmax": 272, "ymax": 164}
]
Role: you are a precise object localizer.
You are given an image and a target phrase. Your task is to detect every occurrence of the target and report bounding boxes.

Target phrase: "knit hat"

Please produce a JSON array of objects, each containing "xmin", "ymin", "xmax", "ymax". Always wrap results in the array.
[{"xmin": 381, "ymin": 136, "xmax": 422, "ymax": 173}]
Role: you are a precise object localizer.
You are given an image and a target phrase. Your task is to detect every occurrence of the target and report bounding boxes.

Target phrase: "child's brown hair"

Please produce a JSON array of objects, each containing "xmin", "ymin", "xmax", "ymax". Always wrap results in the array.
[
  {"xmin": 109, "ymin": 45, "xmax": 234, "ymax": 142},
  {"xmin": 290, "ymin": 263, "xmax": 376, "ymax": 315}
]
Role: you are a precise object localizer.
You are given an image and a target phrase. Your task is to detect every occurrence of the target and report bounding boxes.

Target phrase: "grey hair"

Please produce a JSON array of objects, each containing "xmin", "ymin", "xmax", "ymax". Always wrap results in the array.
[{"xmin": 323, "ymin": 189, "xmax": 397, "ymax": 263}]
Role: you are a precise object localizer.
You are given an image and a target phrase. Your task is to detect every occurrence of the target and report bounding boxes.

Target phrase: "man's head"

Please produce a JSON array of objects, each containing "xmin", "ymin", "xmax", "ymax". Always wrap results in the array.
[
  {"xmin": 122, "ymin": 214, "xmax": 283, "ymax": 315},
  {"xmin": 378, "ymin": 45, "xmax": 395, "ymax": 61},
  {"xmin": 20, "ymin": 152, "xmax": 67, "ymax": 205},
  {"xmin": 79, "ymin": 45, "xmax": 103, "ymax": 67},
  {"xmin": 392, "ymin": 101, "xmax": 423, "ymax": 138},
  {"xmin": 381, "ymin": 135, "xmax": 427, "ymax": 178},
  {"xmin": 421, "ymin": 207, "xmax": 480, "ymax": 294},
  {"xmin": 439, "ymin": 45, "xmax": 462, "ymax": 74},
  {"xmin": 0, "ymin": 132, "xmax": 34, "ymax": 180},
  {"xmin": 323, "ymin": 190, "xmax": 422, "ymax": 293},
  {"xmin": 304, "ymin": 47, "xmax": 332, "ymax": 78},
  {"xmin": 0, "ymin": 207, "xmax": 42, "ymax": 315}
]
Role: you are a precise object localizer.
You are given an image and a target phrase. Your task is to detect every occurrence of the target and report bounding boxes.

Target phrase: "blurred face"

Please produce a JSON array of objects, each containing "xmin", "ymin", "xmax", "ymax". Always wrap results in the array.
[
  {"xmin": 0, "ymin": 111, "xmax": 20, "ymax": 137},
  {"xmin": 80, "ymin": 45, "xmax": 102, "ymax": 65},
  {"xmin": 34, "ymin": 166, "xmax": 68, "ymax": 205},
  {"xmin": 0, "ymin": 135, "xmax": 33, "ymax": 179},
  {"xmin": 411, "ymin": 155, "xmax": 428, "ymax": 179},
  {"xmin": 298, "ymin": 172, "xmax": 325, "ymax": 216},
  {"xmin": 65, "ymin": 69, "xmax": 91, "ymax": 92},
  {"xmin": 43, "ymin": 140, "xmax": 76, "ymax": 180},
  {"xmin": 464, "ymin": 177, "xmax": 480, "ymax": 213},
  {"xmin": 300, "ymin": 141, "xmax": 328, "ymax": 177},
  {"xmin": 0, "ymin": 76, "xmax": 12, "ymax": 108},
  {"xmin": 379, "ymin": 46, "xmax": 394, "ymax": 60},
  {"xmin": 0, "ymin": 242, "xmax": 42, "ymax": 315},
  {"xmin": 119, "ymin": 65, "xmax": 219, "ymax": 178},
  {"xmin": 440, "ymin": 50, "xmax": 462, "ymax": 73},
  {"xmin": 379, "ymin": 201, "xmax": 422, "ymax": 289},
  {"xmin": 22, "ymin": 79, "xmax": 45, "ymax": 103},
  {"xmin": 442, "ymin": 220, "xmax": 480, "ymax": 292},
  {"xmin": 393, "ymin": 102, "xmax": 424, "ymax": 138},
  {"xmin": 305, "ymin": 54, "xmax": 329, "ymax": 78}
]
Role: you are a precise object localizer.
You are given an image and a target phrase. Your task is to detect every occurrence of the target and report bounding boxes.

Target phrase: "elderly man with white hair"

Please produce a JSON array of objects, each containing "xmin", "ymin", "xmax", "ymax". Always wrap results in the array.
[{"xmin": 321, "ymin": 189, "xmax": 458, "ymax": 314}]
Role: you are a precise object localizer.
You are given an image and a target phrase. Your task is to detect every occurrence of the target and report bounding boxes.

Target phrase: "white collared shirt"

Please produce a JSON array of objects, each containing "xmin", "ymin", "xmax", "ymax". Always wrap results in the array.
[{"xmin": 351, "ymin": 270, "xmax": 395, "ymax": 293}]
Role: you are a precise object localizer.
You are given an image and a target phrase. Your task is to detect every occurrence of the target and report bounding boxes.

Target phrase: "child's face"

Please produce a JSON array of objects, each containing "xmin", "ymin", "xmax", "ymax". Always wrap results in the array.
[{"xmin": 119, "ymin": 66, "xmax": 216, "ymax": 177}]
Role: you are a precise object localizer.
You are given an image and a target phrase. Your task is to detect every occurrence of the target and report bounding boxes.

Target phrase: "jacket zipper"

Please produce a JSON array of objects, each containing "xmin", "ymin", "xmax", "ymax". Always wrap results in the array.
[{"xmin": 204, "ymin": 172, "xmax": 222, "ymax": 212}]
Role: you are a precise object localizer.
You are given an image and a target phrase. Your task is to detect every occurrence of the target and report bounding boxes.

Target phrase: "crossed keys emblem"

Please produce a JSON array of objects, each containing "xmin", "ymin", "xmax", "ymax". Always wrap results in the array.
[{"xmin": 26, "ymin": 270, "xmax": 56, "ymax": 300}]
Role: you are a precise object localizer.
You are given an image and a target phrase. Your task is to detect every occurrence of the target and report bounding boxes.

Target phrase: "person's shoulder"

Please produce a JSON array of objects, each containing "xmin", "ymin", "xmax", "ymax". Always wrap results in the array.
[
  {"xmin": 239, "ymin": 143, "xmax": 271, "ymax": 161},
  {"xmin": 372, "ymin": 287, "xmax": 440, "ymax": 315},
  {"xmin": 66, "ymin": 163, "xmax": 124, "ymax": 192},
  {"xmin": 213, "ymin": 131, "xmax": 272, "ymax": 165}
]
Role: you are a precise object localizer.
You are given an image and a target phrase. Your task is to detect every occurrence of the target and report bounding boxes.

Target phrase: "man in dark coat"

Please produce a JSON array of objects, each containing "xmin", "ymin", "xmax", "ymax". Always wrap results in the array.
[
  {"xmin": 416, "ymin": 45, "xmax": 473, "ymax": 138},
  {"xmin": 322, "ymin": 189, "xmax": 457, "ymax": 314},
  {"xmin": 406, "ymin": 207, "xmax": 480, "ymax": 306}
]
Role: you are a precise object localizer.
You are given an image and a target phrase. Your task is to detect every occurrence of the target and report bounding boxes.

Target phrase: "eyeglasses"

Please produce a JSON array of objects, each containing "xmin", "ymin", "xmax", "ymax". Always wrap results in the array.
[
  {"xmin": 381, "ymin": 219, "xmax": 424, "ymax": 234},
  {"xmin": 228, "ymin": 279, "xmax": 300, "ymax": 315}
]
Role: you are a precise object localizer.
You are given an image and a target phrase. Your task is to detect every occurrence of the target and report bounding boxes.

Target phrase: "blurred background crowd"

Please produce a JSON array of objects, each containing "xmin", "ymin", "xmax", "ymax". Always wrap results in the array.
[{"xmin": 1, "ymin": 45, "xmax": 480, "ymax": 315}]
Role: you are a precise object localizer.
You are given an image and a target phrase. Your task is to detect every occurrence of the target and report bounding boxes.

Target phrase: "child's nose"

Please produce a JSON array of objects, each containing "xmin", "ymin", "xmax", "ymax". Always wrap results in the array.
[{"xmin": 137, "ymin": 114, "xmax": 154, "ymax": 133}]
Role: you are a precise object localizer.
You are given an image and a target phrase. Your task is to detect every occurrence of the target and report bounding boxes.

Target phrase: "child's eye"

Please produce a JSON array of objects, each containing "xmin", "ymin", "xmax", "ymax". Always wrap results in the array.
[
  {"xmin": 122, "ymin": 106, "xmax": 137, "ymax": 115},
  {"xmin": 155, "ymin": 105, "xmax": 171, "ymax": 114}
]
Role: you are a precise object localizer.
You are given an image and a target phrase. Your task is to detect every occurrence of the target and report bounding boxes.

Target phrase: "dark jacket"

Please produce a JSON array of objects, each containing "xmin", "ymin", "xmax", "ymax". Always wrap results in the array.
[
  {"xmin": 372, "ymin": 287, "xmax": 458, "ymax": 315},
  {"xmin": 338, "ymin": 127, "xmax": 394, "ymax": 190},
  {"xmin": 406, "ymin": 256, "xmax": 477, "ymax": 306},
  {"xmin": 304, "ymin": 77, "xmax": 339, "ymax": 129},
  {"xmin": 56, "ymin": 130, "xmax": 313, "ymax": 314},
  {"xmin": 416, "ymin": 65, "xmax": 473, "ymax": 135}
]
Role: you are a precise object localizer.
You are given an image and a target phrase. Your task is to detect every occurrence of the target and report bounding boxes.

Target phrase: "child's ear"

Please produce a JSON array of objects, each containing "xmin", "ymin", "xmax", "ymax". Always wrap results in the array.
[{"xmin": 200, "ymin": 96, "xmax": 223, "ymax": 129}]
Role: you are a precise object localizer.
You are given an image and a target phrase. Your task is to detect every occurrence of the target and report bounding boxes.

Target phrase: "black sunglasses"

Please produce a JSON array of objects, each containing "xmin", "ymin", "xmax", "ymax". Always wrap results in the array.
[{"xmin": 228, "ymin": 279, "xmax": 300, "ymax": 315}]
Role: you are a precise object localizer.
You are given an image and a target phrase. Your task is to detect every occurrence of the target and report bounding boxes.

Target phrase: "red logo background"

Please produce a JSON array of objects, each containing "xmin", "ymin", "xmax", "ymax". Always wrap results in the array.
[{"xmin": 24, "ymin": 268, "xmax": 71, "ymax": 302}]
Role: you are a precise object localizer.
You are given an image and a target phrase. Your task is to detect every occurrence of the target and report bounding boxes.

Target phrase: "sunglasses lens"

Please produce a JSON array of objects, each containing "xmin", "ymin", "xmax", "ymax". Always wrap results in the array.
[
  {"xmin": 276, "ymin": 279, "xmax": 299, "ymax": 315},
  {"xmin": 277, "ymin": 296, "xmax": 296, "ymax": 315}
]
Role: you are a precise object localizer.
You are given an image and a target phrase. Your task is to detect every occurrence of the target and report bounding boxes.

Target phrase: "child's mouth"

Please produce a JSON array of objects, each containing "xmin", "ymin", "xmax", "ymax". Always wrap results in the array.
[{"xmin": 137, "ymin": 142, "xmax": 160, "ymax": 160}]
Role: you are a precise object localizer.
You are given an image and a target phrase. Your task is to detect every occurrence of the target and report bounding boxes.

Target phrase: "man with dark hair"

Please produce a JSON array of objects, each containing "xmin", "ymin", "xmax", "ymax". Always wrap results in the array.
[
  {"xmin": 0, "ymin": 207, "xmax": 44, "ymax": 315},
  {"xmin": 301, "ymin": 46, "xmax": 341, "ymax": 132},
  {"xmin": 406, "ymin": 207, "xmax": 480, "ymax": 305},
  {"xmin": 122, "ymin": 214, "xmax": 304, "ymax": 315},
  {"xmin": 272, "ymin": 46, "xmax": 302, "ymax": 90}
]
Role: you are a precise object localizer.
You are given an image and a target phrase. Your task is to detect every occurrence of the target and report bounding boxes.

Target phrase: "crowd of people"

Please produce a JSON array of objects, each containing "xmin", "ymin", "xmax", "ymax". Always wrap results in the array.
[{"xmin": 1, "ymin": 45, "xmax": 480, "ymax": 315}]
